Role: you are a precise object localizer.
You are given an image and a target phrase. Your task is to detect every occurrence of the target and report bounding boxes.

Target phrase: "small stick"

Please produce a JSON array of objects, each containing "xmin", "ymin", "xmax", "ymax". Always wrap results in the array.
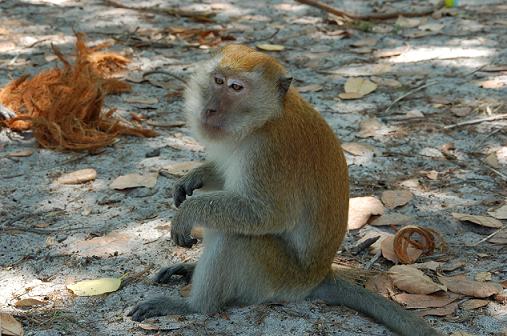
[
  {"xmin": 350, "ymin": 236, "xmax": 380, "ymax": 255},
  {"xmin": 295, "ymin": 0, "xmax": 443, "ymax": 21},
  {"xmin": 471, "ymin": 226, "xmax": 507, "ymax": 247},
  {"xmin": 444, "ymin": 113, "xmax": 507, "ymax": 129},
  {"xmin": 384, "ymin": 80, "xmax": 439, "ymax": 114},
  {"xmin": 365, "ymin": 250, "xmax": 382, "ymax": 270}
]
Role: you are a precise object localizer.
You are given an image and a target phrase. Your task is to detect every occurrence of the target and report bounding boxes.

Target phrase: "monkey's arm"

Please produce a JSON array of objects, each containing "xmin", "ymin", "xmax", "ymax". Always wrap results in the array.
[
  {"xmin": 173, "ymin": 161, "xmax": 224, "ymax": 207},
  {"xmin": 171, "ymin": 191, "xmax": 281, "ymax": 246}
]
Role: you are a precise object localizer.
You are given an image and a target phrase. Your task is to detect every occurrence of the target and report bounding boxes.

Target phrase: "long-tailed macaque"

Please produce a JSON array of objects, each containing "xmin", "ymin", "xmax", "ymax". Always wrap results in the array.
[{"xmin": 129, "ymin": 45, "xmax": 441, "ymax": 336}]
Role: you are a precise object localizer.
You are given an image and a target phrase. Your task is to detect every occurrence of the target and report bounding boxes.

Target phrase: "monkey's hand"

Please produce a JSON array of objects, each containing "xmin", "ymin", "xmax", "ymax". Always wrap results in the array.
[
  {"xmin": 173, "ymin": 173, "xmax": 204, "ymax": 208},
  {"xmin": 171, "ymin": 205, "xmax": 197, "ymax": 248}
]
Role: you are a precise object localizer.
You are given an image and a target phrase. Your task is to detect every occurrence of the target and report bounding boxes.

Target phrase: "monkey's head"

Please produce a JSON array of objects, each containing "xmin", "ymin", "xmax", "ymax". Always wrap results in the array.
[{"xmin": 185, "ymin": 44, "xmax": 292, "ymax": 143}]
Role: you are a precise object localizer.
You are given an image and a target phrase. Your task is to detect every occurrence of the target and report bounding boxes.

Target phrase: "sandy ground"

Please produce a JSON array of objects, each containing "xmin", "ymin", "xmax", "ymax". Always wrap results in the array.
[{"xmin": 1, "ymin": 0, "xmax": 506, "ymax": 335}]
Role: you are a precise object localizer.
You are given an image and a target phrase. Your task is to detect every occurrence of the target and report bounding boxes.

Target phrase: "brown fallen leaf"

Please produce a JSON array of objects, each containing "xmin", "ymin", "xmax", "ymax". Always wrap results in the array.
[
  {"xmin": 256, "ymin": 44, "xmax": 284, "ymax": 51},
  {"xmin": 485, "ymin": 152, "xmax": 499, "ymax": 168},
  {"xmin": 419, "ymin": 147, "xmax": 444, "ymax": 158},
  {"xmin": 381, "ymin": 190, "xmax": 413, "ymax": 209},
  {"xmin": 296, "ymin": 84, "xmax": 323, "ymax": 93},
  {"xmin": 461, "ymin": 299, "xmax": 489, "ymax": 310},
  {"xmin": 396, "ymin": 16, "xmax": 422, "ymax": 28},
  {"xmin": 56, "ymin": 168, "xmax": 97, "ymax": 185},
  {"xmin": 0, "ymin": 312, "xmax": 24, "ymax": 336},
  {"xmin": 364, "ymin": 273, "xmax": 395, "ymax": 298},
  {"xmin": 441, "ymin": 260, "xmax": 465, "ymax": 272},
  {"xmin": 14, "ymin": 298, "xmax": 46, "ymax": 308},
  {"xmin": 357, "ymin": 118, "xmax": 384, "ymax": 138},
  {"xmin": 388, "ymin": 265, "xmax": 446, "ymax": 294},
  {"xmin": 494, "ymin": 289, "xmax": 507, "ymax": 303},
  {"xmin": 347, "ymin": 196, "xmax": 384, "ymax": 230},
  {"xmin": 421, "ymin": 170, "xmax": 439, "ymax": 180},
  {"xmin": 451, "ymin": 212, "xmax": 503, "ymax": 229},
  {"xmin": 180, "ymin": 284, "xmax": 192, "ymax": 297},
  {"xmin": 412, "ymin": 261, "xmax": 442, "ymax": 271},
  {"xmin": 369, "ymin": 213, "xmax": 412, "ymax": 226},
  {"xmin": 438, "ymin": 275, "xmax": 503, "ymax": 298},
  {"xmin": 161, "ymin": 161, "xmax": 202, "ymax": 177},
  {"xmin": 7, "ymin": 149, "xmax": 33, "ymax": 157},
  {"xmin": 381, "ymin": 236, "xmax": 422, "ymax": 264},
  {"xmin": 488, "ymin": 229, "xmax": 507, "ymax": 245},
  {"xmin": 350, "ymin": 38, "xmax": 378, "ymax": 48},
  {"xmin": 416, "ymin": 302, "xmax": 458, "ymax": 317},
  {"xmin": 488, "ymin": 204, "xmax": 507, "ymax": 220},
  {"xmin": 475, "ymin": 272, "xmax": 492, "ymax": 282},
  {"xmin": 339, "ymin": 78, "xmax": 377, "ymax": 100},
  {"xmin": 110, "ymin": 173, "xmax": 158, "ymax": 189},
  {"xmin": 341, "ymin": 142, "xmax": 377, "ymax": 157},
  {"xmin": 70, "ymin": 232, "xmax": 134, "ymax": 257},
  {"xmin": 393, "ymin": 292, "xmax": 460, "ymax": 309}
]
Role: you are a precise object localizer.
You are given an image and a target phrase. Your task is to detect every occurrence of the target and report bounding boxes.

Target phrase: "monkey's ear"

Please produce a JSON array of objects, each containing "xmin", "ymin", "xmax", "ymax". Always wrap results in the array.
[{"xmin": 279, "ymin": 76, "xmax": 292, "ymax": 96}]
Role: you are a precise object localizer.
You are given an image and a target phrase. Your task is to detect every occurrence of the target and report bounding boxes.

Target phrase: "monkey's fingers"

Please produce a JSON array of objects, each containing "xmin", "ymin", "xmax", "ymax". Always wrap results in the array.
[
  {"xmin": 174, "ymin": 185, "xmax": 187, "ymax": 208},
  {"xmin": 128, "ymin": 298, "xmax": 171, "ymax": 322},
  {"xmin": 155, "ymin": 263, "xmax": 195, "ymax": 284}
]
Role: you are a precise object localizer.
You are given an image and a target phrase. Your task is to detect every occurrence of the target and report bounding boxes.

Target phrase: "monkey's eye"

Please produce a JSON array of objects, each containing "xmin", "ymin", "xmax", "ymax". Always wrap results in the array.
[
  {"xmin": 214, "ymin": 77, "xmax": 224, "ymax": 85},
  {"xmin": 230, "ymin": 83, "xmax": 244, "ymax": 91}
]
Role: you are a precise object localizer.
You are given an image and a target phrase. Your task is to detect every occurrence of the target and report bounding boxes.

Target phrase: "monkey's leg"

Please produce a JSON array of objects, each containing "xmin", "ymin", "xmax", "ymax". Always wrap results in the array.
[
  {"xmin": 128, "ymin": 296, "xmax": 192, "ymax": 322},
  {"xmin": 308, "ymin": 276, "xmax": 441, "ymax": 336},
  {"xmin": 155, "ymin": 262, "xmax": 195, "ymax": 284}
]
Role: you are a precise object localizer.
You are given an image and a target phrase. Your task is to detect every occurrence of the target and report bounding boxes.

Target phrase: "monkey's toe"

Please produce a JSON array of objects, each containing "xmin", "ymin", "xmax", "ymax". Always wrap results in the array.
[{"xmin": 128, "ymin": 298, "xmax": 168, "ymax": 322}]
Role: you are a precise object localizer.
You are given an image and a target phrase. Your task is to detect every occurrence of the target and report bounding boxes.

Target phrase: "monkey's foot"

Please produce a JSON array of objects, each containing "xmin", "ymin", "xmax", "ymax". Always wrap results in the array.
[
  {"xmin": 128, "ymin": 296, "xmax": 190, "ymax": 322},
  {"xmin": 155, "ymin": 263, "xmax": 195, "ymax": 284}
]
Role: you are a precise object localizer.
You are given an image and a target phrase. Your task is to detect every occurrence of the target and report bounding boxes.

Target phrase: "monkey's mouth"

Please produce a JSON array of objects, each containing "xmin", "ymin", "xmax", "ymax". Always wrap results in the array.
[{"xmin": 200, "ymin": 120, "xmax": 226, "ymax": 135}]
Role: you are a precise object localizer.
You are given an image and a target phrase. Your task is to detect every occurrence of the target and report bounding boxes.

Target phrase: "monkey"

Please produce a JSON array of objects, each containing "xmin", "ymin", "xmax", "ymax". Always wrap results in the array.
[{"xmin": 128, "ymin": 45, "xmax": 441, "ymax": 336}]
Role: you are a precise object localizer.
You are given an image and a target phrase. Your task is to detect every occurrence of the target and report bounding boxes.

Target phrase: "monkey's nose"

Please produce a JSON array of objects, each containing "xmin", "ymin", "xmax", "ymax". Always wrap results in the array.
[{"xmin": 205, "ymin": 108, "xmax": 217, "ymax": 117}]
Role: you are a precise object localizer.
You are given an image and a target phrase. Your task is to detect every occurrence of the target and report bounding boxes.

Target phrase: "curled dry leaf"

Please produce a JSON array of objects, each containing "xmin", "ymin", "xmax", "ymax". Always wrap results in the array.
[
  {"xmin": 381, "ymin": 235, "xmax": 422, "ymax": 264},
  {"xmin": 56, "ymin": 168, "xmax": 97, "ymax": 185},
  {"xmin": 393, "ymin": 292, "xmax": 460, "ymax": 309},
  {"xmin": 416, "ymin": 302, "xmax": 458, "ymax": 317},
  {"xmin": 67, "ymin": 277, "xmax": 122, "ymax": 296},
  {"xmin": 161, "ymin": 161, "xmax": 202, "ymax": 177},
  {"xmin": 461, "ymin": 299, "xmax": 489, "ymax": 310},
  {"xmin": 14, "ymin": 298, "xmax": 46, "ymax": 308},
  {"xmin": 369, "ymin": 213, "xmax": 412, "ymax": 226},
  {"xmin": 381, "ymin": 190, "xmax": 413, "ymax": 209},
  {"xmin": 451, "ymin": 212, "xmax": 503, "ymax": 228},
  {"xmin": 256, "ymin": 44, "xmax": 284, "ymax": 52},
  {"xmin": 110, "ymin": 173, "xmax": 158, "ymax": 189},
  {"xmin": 438, "ymin": 275, "xmax": 503, "ymax": 298},
  {"xmin": 488, "ymin": 204, "xmax": 507, "ymax": 220},
  {"xmin": 388, "ymin": 265, "xmax": 446, "ymax": 294},
  {"xmin": 393, "ymin": 226, "xmax": 438, "ymax": 264},
  {"xmin": 339, "ymin": 78, "xmax": 377, "ymax": 100},
  {"xmin": 347, "ymin": 196, "xmax": 384, "ymax": 230},
  {"xmin": 0, "ymin": 312, "xmax": 24, "ymax": 336}
]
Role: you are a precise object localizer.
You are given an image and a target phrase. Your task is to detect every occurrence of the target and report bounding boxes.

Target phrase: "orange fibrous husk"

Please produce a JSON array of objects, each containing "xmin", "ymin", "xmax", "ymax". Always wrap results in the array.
[{"xmin": 0, "ymin": 32, "xmax": 157, "ymax": 151}]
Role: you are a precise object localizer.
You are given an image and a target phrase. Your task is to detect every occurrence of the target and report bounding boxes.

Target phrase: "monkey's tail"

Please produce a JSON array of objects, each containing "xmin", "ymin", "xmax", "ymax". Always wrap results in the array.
[{"xmin": 308, "ymin": 276, "xmax": 442, "ymax": 336}]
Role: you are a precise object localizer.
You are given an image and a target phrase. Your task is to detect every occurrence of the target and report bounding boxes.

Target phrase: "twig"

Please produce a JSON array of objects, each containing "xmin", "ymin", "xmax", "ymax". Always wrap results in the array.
[
  {"xmin": 384, "ymin": 80, "xmax": 439, "ymax": 114},
  {"xmin": 146, "ymin": 120, "xmax": 186, "ymax": 128},
  {"xmin": 487, "ymin": 166, "xmax": 507, "ymax": 181},
  {"xmin": 444, "ymin": 113, "xmax": 507, "ymax": 129},
  {"xmin": 365, "ymin": 250, "xmax": 382, "ymax": 270},
  {"xmin": 295, "ymin": 0, "xmax": 444, "ymax": 21},
  {"xmin": 103, "ymin": 0, "xmax": 216, "ymax": 22},
  {"xmin": 471, "ymin": 226, "xmax": 507, "ymax": 247},
  {"xmin": 350, "ymin": 236, "xmax": 380, "ymax": 255}
]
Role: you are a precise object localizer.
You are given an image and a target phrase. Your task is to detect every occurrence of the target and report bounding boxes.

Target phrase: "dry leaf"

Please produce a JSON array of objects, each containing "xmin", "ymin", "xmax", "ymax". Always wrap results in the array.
[
  {"xmin": 381, "ymin": 190, "xmax": 413, "ymax": 209},
  {"xmin": 412, "ymin": 261, "xmax": 442, "ymax": 271},
  {"xmin": 475, "ymin": 272, "xmax": 492, "ymax": 282},
  {"xmin": 489, "ymin": 229, "xmax": 507, "ymax": 244},
  {"xmin": 256, "ymin": 44, "xmax": 284, "ymax": 51},
  {"xmin": 495, "ymin": 290, "xmax": 507, "ymax": 303},
  {"xmin": 441, "ymin": 260, "xmax": 465, "ymax": 272},
  {"xmin": 450, "ymin": 106, "xmax": 472, "ymax": 117},
  {"xmin": 396, "ymin": 16, "xmax": 422, "ymax": 28},
  {"xmin": 0, "ymin": 313, "xmax": 24, "ymax": 336},
  {"xmin": 416, "ymin": 302, "xmax": 458, "ymax": 317},
  {"xmin": 162, "ymin": 161, "xmax": 202, "ymax": 177},
  {"xmin": 357, "ymin": 118, "xmax": 384, "ymax": 138},
  {"xmin": 296, "ymin": 84, "xmax": 323, "ymax": 93},
  {"xmin": 485, "ymin": 153, "xmax": 499, "ymax": 168},
  {"xmin": 461, "ymin": 299, "xmax": 489, "ymax": 310},
  {"xmin": 342, "ymin": 142, "xmax": 377, "ymax": 157},
  {"xmin": 339, "ymin": 78, "xmax": 377, "ymax": 100},
  {"xmin": 370, "ymin": 76, "xmax": 402, "ymax": 88},
  {"xmin": 393, "ymin": 293, "xmax": 459, "ymax": 309},
  {"xmin": 488, "ymin": 204, "xmax": 507, "ymax": 219},
  {"xmin": 348, "ymin": 196, "xmax": 384, "ymax": 230},
  {"xmin": 480, "ymin": 79, "xmax": 505, "ymax": 89},
  {"xmin": 350, "ymin": 38, "xmax": 378, "ymax": 48},
  {"xmin": 70, "ymin": 232, "xmax": 134, "ymax": 257},
  {"xmin": 438, "ymin": 275, "xmax": 503, "ymax": 298},
  {"xmin": 110, "ymin": 173, "xmax": 158, "ymax": 189},
  {"xmin": 14, "ymin": 298, "xmax": 46, "ymax": 308},
  {"xmin": 124, "ymin": 96, "xmax": 159, "ymax": 105},
  {"xmin": 388, "ymin": 265, "xmax": 446, "ymax": 294},
  {"xmin": 381, "ymin": 236, "xmax": 422, "ymax": 264},
  {"xmin": 56, "ymin": 168, "xmax": 97, "ymax": 184},
  {"xmin": 364, "ymin": 273, "xmax": 395, "ymax": 298},
  {"xmin": 67, "ymin": 277, "xmax": 122, "ymax": 296},
  {"xmin": 7, "ymin": 150, "xmax": 33, "ymax": 157},
  {"xmin": 421, "ymin": 170, "xmax": 439, "ymax": 180},
  {"xmin": 370, "ymin": 213, "xmax": 412, "ymax": 226},
  {"xmin": 451, "ymin": 213, "xmax": 503, "ymax": 228},
  {"xmin": 419, "ymin": 147, "xmax": 444, "ymax": 158}
]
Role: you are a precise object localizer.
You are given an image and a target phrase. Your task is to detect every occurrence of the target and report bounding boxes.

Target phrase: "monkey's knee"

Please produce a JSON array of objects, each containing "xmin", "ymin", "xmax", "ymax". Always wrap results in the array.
[{"xmin": 154, "ymin": 262, "xmax": 196, "ymax": 284}]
